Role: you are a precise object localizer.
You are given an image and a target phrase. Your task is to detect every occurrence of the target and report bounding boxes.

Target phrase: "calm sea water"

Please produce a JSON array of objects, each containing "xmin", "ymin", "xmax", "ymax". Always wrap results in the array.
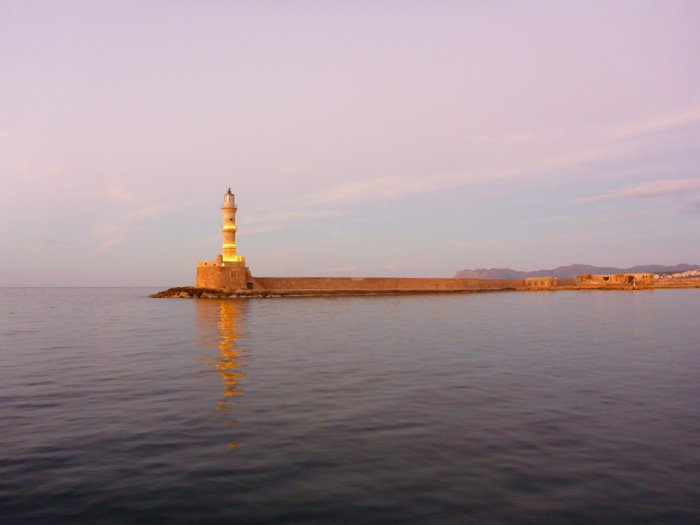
[{"xmin": 1, "ymin": 288, "xmax": 699, "ymax": 524}]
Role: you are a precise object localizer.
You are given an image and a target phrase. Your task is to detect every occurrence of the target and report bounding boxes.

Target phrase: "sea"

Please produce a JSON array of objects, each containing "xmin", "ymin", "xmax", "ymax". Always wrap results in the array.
[{"xmin": 1, "ymin": 288, "xmax": 699, "ymax": 524}]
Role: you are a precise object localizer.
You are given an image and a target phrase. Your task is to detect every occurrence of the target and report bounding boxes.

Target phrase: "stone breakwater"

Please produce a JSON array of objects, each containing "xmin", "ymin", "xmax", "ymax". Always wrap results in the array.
[
  {"xmin": 151, "ymin": 276, "xmax": 700, "ymax": 299},
  {"xmin": 151, "ymin": 277, "xmax": 524, "ymax": 299}
]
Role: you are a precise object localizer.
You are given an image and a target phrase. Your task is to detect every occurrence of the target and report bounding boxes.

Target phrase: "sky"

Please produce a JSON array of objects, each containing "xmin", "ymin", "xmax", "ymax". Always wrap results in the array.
[{"xmin": 1, "ymin": 1, "xmax": 699, "ymax": 286}]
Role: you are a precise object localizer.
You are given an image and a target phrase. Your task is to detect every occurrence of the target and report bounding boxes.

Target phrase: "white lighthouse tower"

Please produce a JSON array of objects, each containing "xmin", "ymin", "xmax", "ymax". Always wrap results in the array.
[
  {"xmin": 221, "ymin": 188, "xmax": 244, "ymax": 263},
  {"xmin": 196, "ymin": 188, "xmax": 252, "ymax": 292}
]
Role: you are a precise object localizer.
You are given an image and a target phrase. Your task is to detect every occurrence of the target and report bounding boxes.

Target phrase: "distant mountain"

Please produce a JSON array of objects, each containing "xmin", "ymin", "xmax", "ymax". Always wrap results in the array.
[{"xmin": 454, "ymin": 264, "xmax": 700, "ymax": 280}]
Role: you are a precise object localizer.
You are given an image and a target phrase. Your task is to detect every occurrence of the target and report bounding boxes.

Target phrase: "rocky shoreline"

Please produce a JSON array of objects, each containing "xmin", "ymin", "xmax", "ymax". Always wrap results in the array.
[
  {"xmin": 150, "ymin": 287, "xmax": 254, "ymax": 298},
  {"xmin": 149, "ymin": 286, "xmax": 515, "ymax": 299}
]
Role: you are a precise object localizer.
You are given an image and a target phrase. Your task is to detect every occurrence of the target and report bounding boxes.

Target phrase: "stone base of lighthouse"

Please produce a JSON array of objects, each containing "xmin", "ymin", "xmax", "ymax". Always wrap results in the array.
[{"xmin": 196, "ymin": 258, "xmax": 256, "ymax": 292}]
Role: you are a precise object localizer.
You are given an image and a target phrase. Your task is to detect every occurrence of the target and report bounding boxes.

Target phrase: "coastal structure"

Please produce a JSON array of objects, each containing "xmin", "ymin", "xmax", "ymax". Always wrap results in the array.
[
  {"xmin": 653, "ymin": 268, "xmax": 700, "ymax": 288},
  {"xmin": 524, "ymin": 277, "xmax": 558, "ymax": 289},
  {"xmin": 574, "ymin": 273, "xmax": 654, "ymax": 288},
  {"xmin": 149, "ymin": 189, "xmax": 700, "ymax": 298},
  {"xmin": 196, "ymin": 188, "xmax": 255, "ymax": 292}
]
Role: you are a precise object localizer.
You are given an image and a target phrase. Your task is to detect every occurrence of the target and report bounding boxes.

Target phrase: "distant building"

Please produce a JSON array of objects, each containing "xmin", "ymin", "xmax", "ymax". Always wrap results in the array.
[
  {"xmin": 524, "ymin": 277, "xmax": 557, "ymax": 289},
  {"xmin": 574, "ymin": 273, "xmax": 654, "ymax": 287}
]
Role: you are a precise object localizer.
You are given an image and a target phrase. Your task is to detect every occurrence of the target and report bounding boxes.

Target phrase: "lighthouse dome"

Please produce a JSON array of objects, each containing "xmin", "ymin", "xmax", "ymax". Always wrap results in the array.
[{"xmin": 222, "ymin": 188, "xmax": 236, "ymax": 208}]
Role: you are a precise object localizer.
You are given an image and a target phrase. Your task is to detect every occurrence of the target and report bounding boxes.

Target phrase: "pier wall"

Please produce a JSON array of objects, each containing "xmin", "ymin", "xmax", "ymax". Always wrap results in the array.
[
  {"xmin": 192, "ymin": 272, "xmax": 700, "ymax": 296},
  {"xmin": 251, "ymin": 277, "xmax": 524, "ymax": 293}
]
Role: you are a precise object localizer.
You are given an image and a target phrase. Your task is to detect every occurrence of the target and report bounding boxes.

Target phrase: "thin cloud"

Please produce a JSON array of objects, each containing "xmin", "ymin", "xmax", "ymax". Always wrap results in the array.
[
  {"xmin": 589, "ymin": 179, "xmax": 700, "ymax": 201},
  {"xmin": 92, "ymin": 202, "xmax": 186, "ymax": 250},
  {"xmin": 295, "ymin": 143, "xmax": 626, "ymax": 209},
  {"xmin": 607, "ymin": 106, "xmax": 700, "ymax": 141},
  {"xmin": 105, "ymin": 180, "xmax": 140, "ymax": 204},
  {"xmin": 241, "ymin": 208, "xmax": 346, "ymax": 234},
  {"xmin": 97, "ymin": 237, "xmax": 123, "ymax": 251},
  {"xmin": 583, "ymin": 178, "xmax": 700, "ymax": 214}
]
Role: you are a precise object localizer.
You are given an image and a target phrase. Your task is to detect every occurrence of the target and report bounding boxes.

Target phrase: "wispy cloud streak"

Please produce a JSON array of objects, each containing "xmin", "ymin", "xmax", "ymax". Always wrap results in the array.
[
  {"xmin": 290, "ymin": 106, "xmax": 700, "ymax": 211},
  {"xmin": 92, "ymin": 182, "xmax": 188, "ymax": 250},
  {"xmin": 589, "ymin": 179, "xmax": 700, "ymax": 201},
  {"xmin": 584, "ymin": 178, "xmax": 700, "ymax": 214},
  {"xmin": 607, "ymin": 106, "xmax": 700, "ymax": 141}
]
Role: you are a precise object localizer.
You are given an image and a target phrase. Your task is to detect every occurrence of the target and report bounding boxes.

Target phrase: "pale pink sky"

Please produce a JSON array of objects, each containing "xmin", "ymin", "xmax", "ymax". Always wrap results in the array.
[{"xmin": 1, "ymin": 1, "xmax": 699, "ymax": 286}]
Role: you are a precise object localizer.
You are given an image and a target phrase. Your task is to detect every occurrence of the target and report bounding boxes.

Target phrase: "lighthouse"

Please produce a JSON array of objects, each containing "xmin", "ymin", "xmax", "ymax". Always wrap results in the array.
[
  {"xmin": 196, "ymin": 188, "xmax": 252, "ymax": 292},
  {"xmin": 221, "ymin": 188, "xmax": 243, "ymax": 263}
]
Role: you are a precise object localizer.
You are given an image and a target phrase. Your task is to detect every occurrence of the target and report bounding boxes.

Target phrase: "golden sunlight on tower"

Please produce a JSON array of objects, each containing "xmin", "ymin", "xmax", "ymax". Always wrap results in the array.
[
  {"xmin": 221, "ymin": 188, "xmax": 243, "ymax": 263},
  {"xmin": 196, "ymin": 188, "xmax": 255, "ymax": 292}
]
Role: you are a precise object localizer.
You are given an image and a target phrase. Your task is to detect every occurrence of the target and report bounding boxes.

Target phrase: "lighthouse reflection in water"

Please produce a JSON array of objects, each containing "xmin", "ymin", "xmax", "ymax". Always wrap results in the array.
[{"xmin": 195, "ymin": 298, "xmax": 247, "ymax": 448}]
